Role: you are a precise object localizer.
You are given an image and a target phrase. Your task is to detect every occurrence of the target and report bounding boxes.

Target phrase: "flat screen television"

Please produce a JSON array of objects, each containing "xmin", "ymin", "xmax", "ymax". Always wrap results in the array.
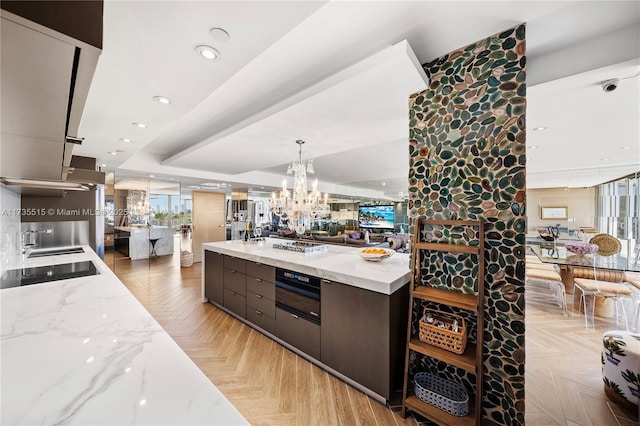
[{"xmin": 358, "ymin": 205, "xmax": 394, "ymax": 230}]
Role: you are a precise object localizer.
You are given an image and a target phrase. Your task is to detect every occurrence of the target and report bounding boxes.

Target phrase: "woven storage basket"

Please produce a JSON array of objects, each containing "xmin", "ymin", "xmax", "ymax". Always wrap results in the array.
[
  {"xmin": 180, "ymin": 251, "xmax": 194, "ymax": 268},
  {"xmin": 413, "ymin": 372, "xmax": 469, "ymax": 417},
  {"xmin": 418, "ymin": 308, "xmax": 467, "ymax": 354}
]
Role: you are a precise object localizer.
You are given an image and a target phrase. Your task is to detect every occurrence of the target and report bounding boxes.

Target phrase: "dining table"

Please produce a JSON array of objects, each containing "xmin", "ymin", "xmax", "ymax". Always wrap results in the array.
[{"xmin": 527, "ymin": 244, "xmax": 639, "ymax": 318}]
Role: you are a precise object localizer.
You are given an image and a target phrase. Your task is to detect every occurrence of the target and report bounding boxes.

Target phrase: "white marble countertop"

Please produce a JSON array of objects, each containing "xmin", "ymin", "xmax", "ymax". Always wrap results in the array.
[
  {"xmin": 1, "ymin": 246, "xmax": 248, "ymax": 425},
  {"xmin": 202, "ymin": 237, "xmax": 411, "ymax": 295}
]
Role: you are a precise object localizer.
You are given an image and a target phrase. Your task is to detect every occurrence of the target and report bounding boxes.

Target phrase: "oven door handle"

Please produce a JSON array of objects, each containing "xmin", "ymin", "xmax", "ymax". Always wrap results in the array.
[
  {"xmin": 310, "ymin": 311, "xmax": 319, "ymax": 317},
  {"xmin": 291, "ymin": 313, "xmax": 299, "ymax": 319}
]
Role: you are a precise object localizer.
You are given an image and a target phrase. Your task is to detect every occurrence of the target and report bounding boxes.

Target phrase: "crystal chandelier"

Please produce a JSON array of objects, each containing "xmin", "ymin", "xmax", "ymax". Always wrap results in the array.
[{"xmin": 271, "ymin": 140, "xmax": 330, "ymax": 234}]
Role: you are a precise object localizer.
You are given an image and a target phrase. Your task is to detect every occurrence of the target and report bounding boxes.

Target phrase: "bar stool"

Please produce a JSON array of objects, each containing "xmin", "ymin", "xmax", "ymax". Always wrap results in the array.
[{"xmin": 149, "ymin": 238, "xmax": 160, "ymax": 256}]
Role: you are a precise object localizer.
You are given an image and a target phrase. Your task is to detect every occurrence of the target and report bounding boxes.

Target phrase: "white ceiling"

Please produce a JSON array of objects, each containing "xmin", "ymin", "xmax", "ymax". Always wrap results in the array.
[{"xmin": 75, "ymin": 1, "xmax": 640, "ymax": 199}]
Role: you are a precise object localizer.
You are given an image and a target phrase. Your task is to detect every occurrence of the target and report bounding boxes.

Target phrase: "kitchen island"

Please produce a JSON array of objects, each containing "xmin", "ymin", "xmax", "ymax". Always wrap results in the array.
[
  {"xmin": 114, "ymin": 225, "xmax": 174, "ymax": 259},
  {"xmin": 202, "ymin": 238, "xmax": 411, "ymax": 403},
  {"xmin": 1, "ymin": 246, "xmax": 247, "ymax": 425}
]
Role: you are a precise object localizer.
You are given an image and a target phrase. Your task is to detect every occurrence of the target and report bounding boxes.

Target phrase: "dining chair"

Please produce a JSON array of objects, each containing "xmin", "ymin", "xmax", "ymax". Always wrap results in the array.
[
  {"xmin": 573, "ymin": 273, "xmax": 633, "ymax": 330},
  {"xmin": 589, "ymin": 234, "xmax": 622, "ymax": 256},
  {"xmin": 526, "ymin": 267, "xmax": 567, "ymax": 316}
]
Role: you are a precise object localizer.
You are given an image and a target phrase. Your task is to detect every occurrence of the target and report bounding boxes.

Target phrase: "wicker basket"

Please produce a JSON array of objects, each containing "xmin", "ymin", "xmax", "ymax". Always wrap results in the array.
[
  {"xmin": 418, "ymin": 308, "xmax": 467, "ymax": 354},
  {"xmin": 413, "ymin": 372, "xmax": 469, "ymax": 417}
]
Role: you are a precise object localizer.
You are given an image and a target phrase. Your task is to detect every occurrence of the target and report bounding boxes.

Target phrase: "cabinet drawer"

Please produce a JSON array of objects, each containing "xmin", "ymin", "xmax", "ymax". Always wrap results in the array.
[
  {"xmin": 276, "ymin": 307, "xmax": 320, "ymax": 360},
  {"xmin": 246, "ymin": 290, "xmax": 275, "ymax": 318},
  {"xmin": 246, "ymin": 262, "xmax": 275, "ymax": 283},
  {"xmin": 247, "ymin": 308, "xmax": 275, "ymax": 335},
  {"xmin": 246, "ymin": 276, "xmax": 276, "ymax": 300},
  {"xmin": 223, "ymin": 255, "xmax": 246, "ymax": 273},
  {"xmin": 224, "ymin": 269, "xmax": 246, "ymax": 295},
  {"xmin": 223, "ymin": 288, "xmax": 246, "ymax": 319}
]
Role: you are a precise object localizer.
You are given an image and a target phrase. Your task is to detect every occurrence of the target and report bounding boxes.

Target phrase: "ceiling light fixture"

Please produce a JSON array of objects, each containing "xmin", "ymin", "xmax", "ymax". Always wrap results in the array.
[
  {"xmin": 153, "ymin": 96, "xmax": 171, "ymax": 105},
  {"xmin": 195, "ymin": 45, "xmax": 220, "ymax": 61},
  {"xmin": 527, "ymin": 145, "xmax": 538, "ymax": 149},
  {"xmin": 149, "ymin": 175, "xmax": 155, "ymax": 178},
  {"xmin": 619, "ymin": 146, "xmax": 631, "ymax": 150},
  {"xmin": 132, "ymin": 122, "xmax": 147, "ymax": 128},
  {"xmin": 120, "ymin": 138, "xmax": 132, "ymax": 143},
  {"xmin": 108, "ymin": 150, "xmax": 123, "ymax": 155},
  {"xmin": 532, "ymin": 127, "xmax": 547, "ymax": 131},
  {"xmin": 271, "ymin": 140, "xmax": 329, "ymax": 234},
  {"xmin": 600, "ymin": 158, "xmax": 609, "ymax": 161},
  {"xmin": 209, "ymin": 27, "xmax": 230, "ymax": 43}
]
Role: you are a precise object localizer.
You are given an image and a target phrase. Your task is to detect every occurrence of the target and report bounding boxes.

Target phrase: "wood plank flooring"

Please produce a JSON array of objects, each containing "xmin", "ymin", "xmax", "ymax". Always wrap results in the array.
[
  {"xmin": 107, "ymin": 243, "xmax": 639, "ymax": 425},
  {"xmin": 108, "ymin": 248, "xmax": 419, "ymax": 425}
]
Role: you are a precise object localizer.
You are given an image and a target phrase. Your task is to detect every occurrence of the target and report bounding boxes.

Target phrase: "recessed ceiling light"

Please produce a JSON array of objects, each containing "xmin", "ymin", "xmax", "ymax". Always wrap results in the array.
[
  {"xmin": 169, "ymin": 177, "xmax": 176, "ymax": 180},
  {"xmin": 381, "ymin": 182, "xmax": 386, "ymax": 187},
  {"xmin": 619, "ymin": 146, "xmax": 631, "ymax": 150},
  {"xmin": 119, "ymin": 138, "xmax": 132, "ymax": 143},
  {"xmin": 195, "ymin": 45, "xmax": 220, "ymax": 61},
  {"xmin": 600, "ymin": 158, "xmax": 608, "ymax": 161},
  {"xmin": 132, "ymin": 122, "xmax": 147, "ymax": 128},
  {"xmin": 527, "ymin": 145, "xmax": 538, "ymax": 149},
  {"xmin": 108, "ymin": 151, "xmax": 120, "ymax": 156},
  {"xmin": 153, "ymin": 96, "xmax": 171, "ymax": 105},
  {"xmin": 209, "ymin": 27, "xmax": 231, "ymax": 43},
  {"xmin": 532, "ymin": 127, "xmax": 547, "ymax": 131},
  {"xmin": 149, "ymin": 174, "xmax": 155, "ymax": 178}
]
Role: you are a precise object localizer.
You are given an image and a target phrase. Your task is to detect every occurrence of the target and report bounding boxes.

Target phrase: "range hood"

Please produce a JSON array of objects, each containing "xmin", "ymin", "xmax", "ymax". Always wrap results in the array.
[
  {"xmin": 0, "ymin": 178, "xmax": 92, "ymax": 192},
  {"xmin": 0, "ymin": 5, "xmax": 102, "ymax": 189}
]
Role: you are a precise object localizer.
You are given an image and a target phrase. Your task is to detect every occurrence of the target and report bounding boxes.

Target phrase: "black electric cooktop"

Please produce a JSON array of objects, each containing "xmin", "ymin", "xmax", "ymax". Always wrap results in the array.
[{"xmin": 1, "ymin": 261, "xmax": 99, "ymax": 289}]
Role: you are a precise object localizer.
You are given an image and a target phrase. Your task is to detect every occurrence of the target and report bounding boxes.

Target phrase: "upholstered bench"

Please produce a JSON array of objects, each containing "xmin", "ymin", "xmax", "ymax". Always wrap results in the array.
[
  {"xmin": 602, "ymin": 330, "xmax": 640, "ymax": 413},
  {"xmin": 574, "ymin": 278, "xmax": 633, "ymax": 329}
]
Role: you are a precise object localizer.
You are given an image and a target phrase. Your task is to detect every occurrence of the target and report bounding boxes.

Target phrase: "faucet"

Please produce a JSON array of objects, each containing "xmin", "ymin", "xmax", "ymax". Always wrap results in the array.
[{"xmin": 20, "ymin": 229, "xmax": 52, "ymax": 254}]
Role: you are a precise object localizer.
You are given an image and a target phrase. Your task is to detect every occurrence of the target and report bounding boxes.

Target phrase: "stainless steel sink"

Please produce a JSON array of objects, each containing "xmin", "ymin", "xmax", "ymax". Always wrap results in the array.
[{"xmin": 27, "ymin": 247, "xmax": 85, "ymax": 258}]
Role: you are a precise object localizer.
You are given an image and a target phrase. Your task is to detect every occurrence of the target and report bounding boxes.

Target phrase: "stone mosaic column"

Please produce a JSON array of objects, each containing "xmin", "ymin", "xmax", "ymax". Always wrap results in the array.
[{"xmin": 408, "ymin": 24, "xmax": 526, "ymax": 425}]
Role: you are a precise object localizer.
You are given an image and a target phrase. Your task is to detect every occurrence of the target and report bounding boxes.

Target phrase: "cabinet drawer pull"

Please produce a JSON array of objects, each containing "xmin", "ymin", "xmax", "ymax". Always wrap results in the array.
[
  {"xmin": 256, "ymin": 310, "xmax": 262, "ymax": 316},
  {"xmin": 256, "ymin": 278, "xmax": 263, "ymax": 282},
  {"xmin": 256, "ymin": 294, "xmax": 263, "ymax": 299},
  {"xmin": 321, "ymin": 279, "xmax": 331, "ymax": 284},
  {"xmin": 291, "ymin": 314, "xmax": 299, "ymax": 319},
  {"xmin": 231, "ymin": 291, "xmax": 237, "ymax": 296},
  {"xmin": 310, "ymin": 311, "xmax": 319, "ymax": 317},
  {"xmin": 230, "ymin": 270, "xmax": 236, "ymax": 273}
]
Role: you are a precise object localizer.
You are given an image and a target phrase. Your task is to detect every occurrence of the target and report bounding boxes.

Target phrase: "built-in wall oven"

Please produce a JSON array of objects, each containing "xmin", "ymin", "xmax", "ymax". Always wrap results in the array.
[{"xmin": 275, "ymin": 267, "xmax": 321, "ymax": 325}]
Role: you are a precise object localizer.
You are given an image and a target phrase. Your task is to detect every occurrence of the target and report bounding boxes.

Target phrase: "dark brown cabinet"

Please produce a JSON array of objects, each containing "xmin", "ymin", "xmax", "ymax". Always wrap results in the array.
[
  {"xmin": 223, "ymin": 256, "xmax": 246, "ymax": 318},
  {"xmin": 203, "ymin": 249, "xmax": 410, "ymax": 403},
  {"xmin": 321, "ymin": 278, "xmax": 408, "ymax": 400},
  {"xmin": 246, "ymin": 262, "xmax": 276, "ymax": 335},
  {"xmin": 276, "ymin": 307, "xmax": 320, "ymax": 360},
  {"xmin": 204, "ymin": 250, "xmax": 224, "ymax": 305}
]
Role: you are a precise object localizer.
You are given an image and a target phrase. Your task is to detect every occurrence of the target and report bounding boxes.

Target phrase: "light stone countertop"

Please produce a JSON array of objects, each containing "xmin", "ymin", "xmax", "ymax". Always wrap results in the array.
[
  {"xmin": 1, "ymin": 245, "xmax": 248, "ymax": 425},
  {"xmin": 202, "ymin": 237, "xmax": 411, "ymax": 295}
]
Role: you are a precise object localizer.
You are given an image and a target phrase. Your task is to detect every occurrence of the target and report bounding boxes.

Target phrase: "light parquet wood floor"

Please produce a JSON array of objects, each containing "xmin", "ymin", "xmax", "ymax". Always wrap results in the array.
[
  {"xmin": 525, "ymin": 281, "xmax": 639, "ymax": 426},
  {"xmin": 108, "ymin": 248, "xmax": 419, "ymax": 426},
  {"xmin": 107, "ymin": 245, "xmax": 639, "ymax": 425}
]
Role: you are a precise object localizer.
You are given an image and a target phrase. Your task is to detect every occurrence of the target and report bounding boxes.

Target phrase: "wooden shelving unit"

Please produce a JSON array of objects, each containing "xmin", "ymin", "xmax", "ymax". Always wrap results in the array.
[{"xmin": 401, "ymin": 219, "xmax": 485, "ymax": 426}]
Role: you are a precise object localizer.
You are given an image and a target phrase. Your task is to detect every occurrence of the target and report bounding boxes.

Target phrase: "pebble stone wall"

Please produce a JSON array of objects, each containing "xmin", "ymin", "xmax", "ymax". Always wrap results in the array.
[{"xmin": 407, "ymin": 24, "xmax": 526, "ymax": 425}]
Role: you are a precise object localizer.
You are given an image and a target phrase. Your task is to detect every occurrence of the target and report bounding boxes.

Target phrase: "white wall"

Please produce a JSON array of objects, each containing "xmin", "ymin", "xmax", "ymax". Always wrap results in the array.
[
  {"xmin": 527, "ymin": 187, "xmax": 596, "ymax": 231},
  {"xmin": 0, "ymin": 184, "xmax": 21, "ymax": 271}
]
